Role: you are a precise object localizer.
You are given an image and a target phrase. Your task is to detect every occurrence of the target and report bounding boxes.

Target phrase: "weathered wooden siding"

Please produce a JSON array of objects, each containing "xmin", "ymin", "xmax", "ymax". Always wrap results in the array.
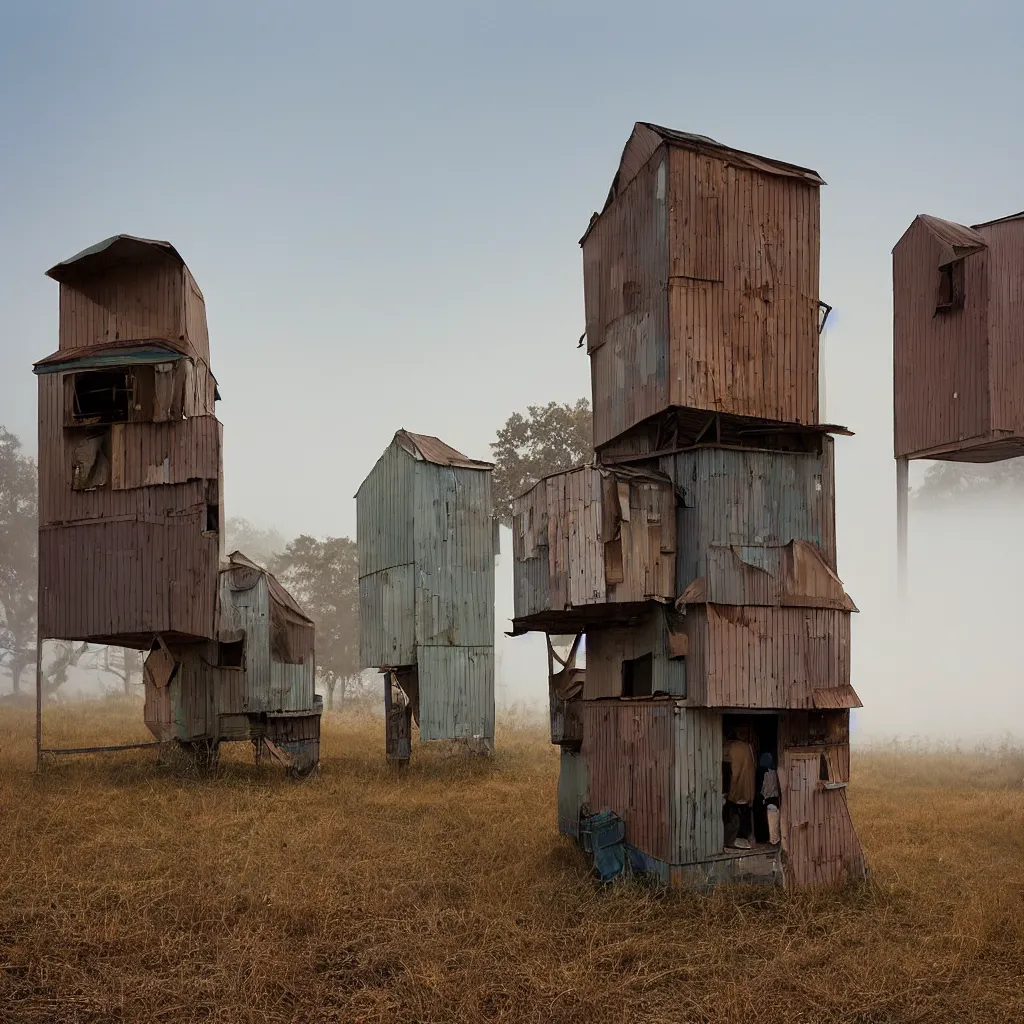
[
  {"xmin": 359, "ymin": 565, "xmax": 416, "ymax": 667},
  {"xmin": 557, "ymin": 748, "xmax": 588, "ymax": 837},
  {"xmin": 512, "ymin": 466, "xmax": 675, "ymax": 622},
  {"xmin": 664, "ymin": 446, "xmax": 837, "ymax": 590},
  {"xmin": 38, "ymin": 517, "xmax": 219, "ymax": 644},
  {"xmin": 583, "ymin": 136, "xmax": 821, "ymax": 447},
  {"xmin": 667, "ymin": 148, "xmax": 820, "ymax": 426},
  {"xmin": 781, "ymin": 750, "xmax": 866, "ymax": 887},
  {"xmin": 583, "ymin": 608, "xmax": 685, "ymax": 699},
  {"xmin": 581, "ymin": 700, "xmax": 676, "ymax": 862},
  {"xmin": 37, "ymin": 374, "xmax": 220, "ymax": 525},
  {"xmin": 219, "ymin": 574, "xmax": 316, "ymax": 714},
  {"xmin": 683, "ymin": 605, "xmax": 851, "ymax": 708},
  {"xmin": 979, "ymin": 218, "xmax": 1024, "ymax": 437},
  {"xmin": 584, "ymin": 147, "xmax": 670, "ymax": 448},
  {"xmin": 413, "ymin": 461, "xmax": 494, "ymax": 648},
  {"xmin": 357, "ymin": 440, "xmax": 417, "ymax": 667},
  {"xmin": 416, "ymin": 645, "xmax": 494, "ymax": 743},
  {"xmin": 893, "ymin": 219, "xmax": 990, "ymax": 458},
  {"xmin": 183, "ymin": 268, "xmax": 210, "ymax": 363},
  {"xmin": 670, "ymin": 707, "xmax": 723, "ymax": 863}
]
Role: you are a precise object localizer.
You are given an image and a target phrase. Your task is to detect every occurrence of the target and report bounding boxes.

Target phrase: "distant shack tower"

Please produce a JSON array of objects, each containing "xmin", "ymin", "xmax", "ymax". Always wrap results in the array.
[
  {"xmin": 893, "ymin": 212, "xmax": 1024, "ymax": 594},
  {"xmin": 356, "ymin": 431, "xmax": 497, "ymax": 762},
  {"xmin": 33, "ymin": 235, "xmax": 322, "ymax": 773},
  {"xmin": 34, "ymin": 235, "xmax": 223, "ymax": 649}
]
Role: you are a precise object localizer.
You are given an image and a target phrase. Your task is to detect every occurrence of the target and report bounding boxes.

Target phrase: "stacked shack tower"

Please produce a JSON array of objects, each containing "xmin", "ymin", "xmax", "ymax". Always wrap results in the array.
[
  {"xmin": 893, "ymin": 211, "xmax": 1024, "ymax": 592},
  {"xmin": 34, "ymin": 235, "xmax": 321, "ymax": 772},
  {"xmin": 357, "ymin": 431, "xmax": 497, "ymax": 762},
  {"xmin": 512, "ymin": 124, "xmax": 867, "ymax": 887}
]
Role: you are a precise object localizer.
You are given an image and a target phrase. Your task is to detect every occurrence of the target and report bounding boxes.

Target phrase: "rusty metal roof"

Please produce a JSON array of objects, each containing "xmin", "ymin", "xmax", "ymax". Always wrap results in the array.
[
  {"xmin": 395, "ymin": 430, "xmax": 493, "ymax": 470},
  {"xmin": 972, "ymin": 210, "xmax": 1024, "ymax": 229},
  {"xmin": 46, "ymin": 234, "xmax": 185, "ymax": 283},
  {"xmin": 917, "ymin": 214, "xmax": 987, "ymax": 253},
  {"xmin": 223, "ymin": 551, "xmax": 314, "ymax": 625},
  {"xmin": 640, "ymin": 122, "xmax": 825, "ymax": 185}
]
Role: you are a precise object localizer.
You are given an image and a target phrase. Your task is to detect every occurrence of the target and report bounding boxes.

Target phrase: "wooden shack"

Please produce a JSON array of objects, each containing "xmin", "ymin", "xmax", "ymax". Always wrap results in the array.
[
  {"xmin": 357, "ymin": 430, "xmax": 497, "ymax": 758},
  {"xmin": 34, "ymin": 234, "xmax": 222, "ymax": 648},
  {"xmin": 143, "ymin": 553, "xmax": 321, "ymax": 773},
  {"xmin": 582, "ymin": 122, "xmax": 832, "ymax": 451},
  {"xmin": 511, "ymin": 464, "xmax": 676, "ymax": 633},
  {"xmin": 893, "ymin": 211, "xmax": 1024, "ymax": 463}
]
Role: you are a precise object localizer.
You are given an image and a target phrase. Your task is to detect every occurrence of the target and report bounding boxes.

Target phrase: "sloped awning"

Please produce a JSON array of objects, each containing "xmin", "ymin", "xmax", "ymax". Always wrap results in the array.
[{"xmin": 812, "ymin": 684, "xmax": 863, "ymax": 709}]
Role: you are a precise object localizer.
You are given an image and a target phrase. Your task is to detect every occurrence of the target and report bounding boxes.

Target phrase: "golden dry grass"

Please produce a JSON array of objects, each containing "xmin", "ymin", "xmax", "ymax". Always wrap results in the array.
[{"xmin": 1, "ymin": 699, "xmax": 1023, "ymax": 1023}]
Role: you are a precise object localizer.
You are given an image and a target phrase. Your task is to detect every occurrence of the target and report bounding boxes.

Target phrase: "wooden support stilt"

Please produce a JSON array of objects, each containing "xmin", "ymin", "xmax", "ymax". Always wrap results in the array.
[{"xmin": 896, "ymin": 457, "xmax": 909, "ymax": 600}]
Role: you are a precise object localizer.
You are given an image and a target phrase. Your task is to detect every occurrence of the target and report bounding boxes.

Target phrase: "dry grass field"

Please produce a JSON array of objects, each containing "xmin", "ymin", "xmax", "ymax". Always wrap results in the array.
[{"xmin": 1, "ymin": 699, "xmax": 1023, "ymax": 1024}]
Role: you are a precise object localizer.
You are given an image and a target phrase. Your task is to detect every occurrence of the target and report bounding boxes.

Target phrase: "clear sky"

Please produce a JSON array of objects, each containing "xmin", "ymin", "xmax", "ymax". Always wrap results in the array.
[{"xmin": 3, "ymin": 0, "xmax": 1024, "ymax": 737}]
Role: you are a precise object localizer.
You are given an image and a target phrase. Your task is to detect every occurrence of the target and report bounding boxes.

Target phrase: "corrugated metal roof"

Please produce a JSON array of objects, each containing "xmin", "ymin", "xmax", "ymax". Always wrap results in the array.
[
  {"xmin": 46, "ymin": 234, "xmax": 185, "ymax": 283},
  {"xmin": 223, "ymin": 551, "xmax": 315, "ymax": 626},
  {"xmin": 33, "ymin": 340, "xmax": 189, "ymax": 374},
  {"xmin": 972, "ymin": 210, "xmax": 1024, "ymax": 229},
  {"xmin": 394, "ymin": 430, "xmax": 493, "ymax": 469},
  {"xmin": 916, "ymin": 214, "xmax": 987, "ymax": 257},
  {"xmin": 640, "ymin": 123, "xmax": 825, "ymax": 185}
]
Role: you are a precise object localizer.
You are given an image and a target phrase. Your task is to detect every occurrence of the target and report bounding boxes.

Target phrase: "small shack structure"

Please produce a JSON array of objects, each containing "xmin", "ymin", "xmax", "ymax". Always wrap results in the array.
[
  {"xmin": 581, "ymin": 122, "xmax": 841, "ymax": 454},
  {"xmin": 512, "ymin": 122, "xmax": 866, "ymax": 889},
  {"xmin": 34, "ymin": 234, "xmax": 223, "ymax": 648},
  {"xmin": 893, "ymin": 212, "xmax": 1024, "ymax": 591},
  {"xmin": 143, "ymin": 552, "xmax": 321, "ymax": 773},
  {"xmin": 357, "ymin": 430, "xmax": 497, "ymax": 761}
]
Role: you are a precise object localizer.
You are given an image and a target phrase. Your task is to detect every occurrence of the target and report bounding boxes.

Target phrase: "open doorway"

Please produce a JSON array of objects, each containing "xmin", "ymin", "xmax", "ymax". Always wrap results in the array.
[{"xmin": 722, "ymin": 713, "xmax": 779, "ymax": 851}]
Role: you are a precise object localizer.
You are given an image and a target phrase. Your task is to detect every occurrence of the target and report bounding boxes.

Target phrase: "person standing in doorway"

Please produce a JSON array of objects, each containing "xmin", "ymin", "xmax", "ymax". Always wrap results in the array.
[
  {"xmin": 760, "ymin": 752, "xmax": 781, "ymax": 845},
  {"xmin": 723, "ymin": 732, "xmax": 756, "ymax": 849}
]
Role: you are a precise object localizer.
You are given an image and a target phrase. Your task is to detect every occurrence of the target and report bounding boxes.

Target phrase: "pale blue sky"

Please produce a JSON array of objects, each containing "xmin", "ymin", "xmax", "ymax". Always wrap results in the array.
[{"xmin": 3, "ymin": 1, "xmax": 1024, "ymax": 734}]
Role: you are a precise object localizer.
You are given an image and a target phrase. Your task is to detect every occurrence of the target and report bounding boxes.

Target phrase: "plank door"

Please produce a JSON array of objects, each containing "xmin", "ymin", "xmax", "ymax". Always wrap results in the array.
[{"xmin": 783, "ymin": 751, "xmax": 866, "ymax": 888}]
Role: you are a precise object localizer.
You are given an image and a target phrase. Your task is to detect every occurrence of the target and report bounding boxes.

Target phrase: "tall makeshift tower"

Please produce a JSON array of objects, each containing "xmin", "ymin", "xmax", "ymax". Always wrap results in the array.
[
  {"xmin": 33, "ymin": 235, "xmax": 321, "ymax": 773},
  {"xmin": 511, "ymin": 124, "xmax": 867, "ymax": 887}
]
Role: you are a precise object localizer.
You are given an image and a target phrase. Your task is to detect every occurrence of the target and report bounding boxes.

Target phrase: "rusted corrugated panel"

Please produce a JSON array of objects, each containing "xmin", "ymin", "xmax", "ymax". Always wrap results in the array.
[
  {"xmin": 977, "ymin": 218, "xmax": 1024, "ymax": 440},
  {"xmin": 583, "ymin": 130, "xmax": 822, "ymax": 447},
  {"xmin": 812, "ymin": 683, "xmax": 862, "ymax": 709},
  {"xmin": 667, "ymin": 148, "xmax": 820, "ymax": 427},
  {"xmin": 38, "ymin": 517, "xmax": 218, "ymax": 645},
  {"xmin": 584, "ymin": 147, "xmax": 670, "ymax": 448},
  {"xmin": 395, "ymin": 430, "xmax": 493, "ymax": 469},
  {"xmin": 682, "ymin": 605, "xmax": 850, "ymax": 708},
  {"xmin": 893, "ymin": 216, "xmax": 991, "ymax": 459},
  {"xmin": 581, "ymin": 700, "xmax": 675, "ymax": 862},
  {"xmin": 416, "ymin": 645, "xmax": 494, "ymax": 743},
  {"xmin": 583, "ymin": 608, "xmax": 685, "ymax": 699},
  {"xmin": 511, "ymin": 466, "xmax": 675, "ymax": 624},
  {"xmin": 670, "ymin": 707, "xmax": 723, "ymax": 863},
  {"xmin": 781, "ymin": 750, "xmax": 866, "ymax": 888},
  {"xmin": 46, "ymin": 235, "xmax": 210, "ymax": 360},
  {"xmin": 666, "ymin": 447, "xmax": 836, "ymax": 594}
]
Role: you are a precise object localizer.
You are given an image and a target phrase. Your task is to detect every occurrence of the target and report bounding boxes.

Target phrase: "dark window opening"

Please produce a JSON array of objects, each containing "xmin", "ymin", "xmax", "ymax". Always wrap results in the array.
[
  {"xmin": 621, "ymin": 653, "xmax": 653, "ymax": 697},
  {"xmin": 936, "ymin": 259, "xmax": 965, "ymax": 313},
  {"xmin": 808, "ymin": 712, "xmax": 827, "ymax": 745},
  {"xmin": 218, "ymin": 640, "xmax": 244, "ymax": 668},
  {"xmin": 819, "ymin": 752, "xmax": 830, "ymax": 782},
  {"xmin": 72, "ymin": 370, "xmax": 134, "ymax": 424},
  {"xmin": 206, "ymin": 504, "xmax": 219, "ymax": 532}
]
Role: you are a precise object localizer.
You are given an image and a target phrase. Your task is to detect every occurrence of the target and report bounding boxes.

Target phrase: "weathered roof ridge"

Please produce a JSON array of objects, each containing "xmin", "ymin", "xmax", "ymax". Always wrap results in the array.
[
  {"xmin": 917, "ymin": 214, "xmax": 988, "ymax": 253},
  {"xmin": 223, "ymin": 551, "xmax": 314, "ymax": 625},
  {"xmin": 46, "ymin": 234, "xmax": 185, "ymax": 283},
  {"xmin": 395, "ymin": 430, "xmax": 494, "ymax": 470}
]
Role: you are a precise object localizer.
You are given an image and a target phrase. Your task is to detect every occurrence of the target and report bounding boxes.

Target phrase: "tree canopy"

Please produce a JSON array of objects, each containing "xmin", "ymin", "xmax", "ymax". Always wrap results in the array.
[
  {"xmin": 490, "ymin": 399, "xmax": 592, "ymax": 523},
  {"xmin": 0, "ymin": 427, "xmax": 38, "ymax": 693},
  {"xmin": 271, "ymin": 536, "xmax": 360, "ymax": 710},
  {"xmin": 915, "ymin": 458, "xmax": 1024, "ymax": 505}
]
